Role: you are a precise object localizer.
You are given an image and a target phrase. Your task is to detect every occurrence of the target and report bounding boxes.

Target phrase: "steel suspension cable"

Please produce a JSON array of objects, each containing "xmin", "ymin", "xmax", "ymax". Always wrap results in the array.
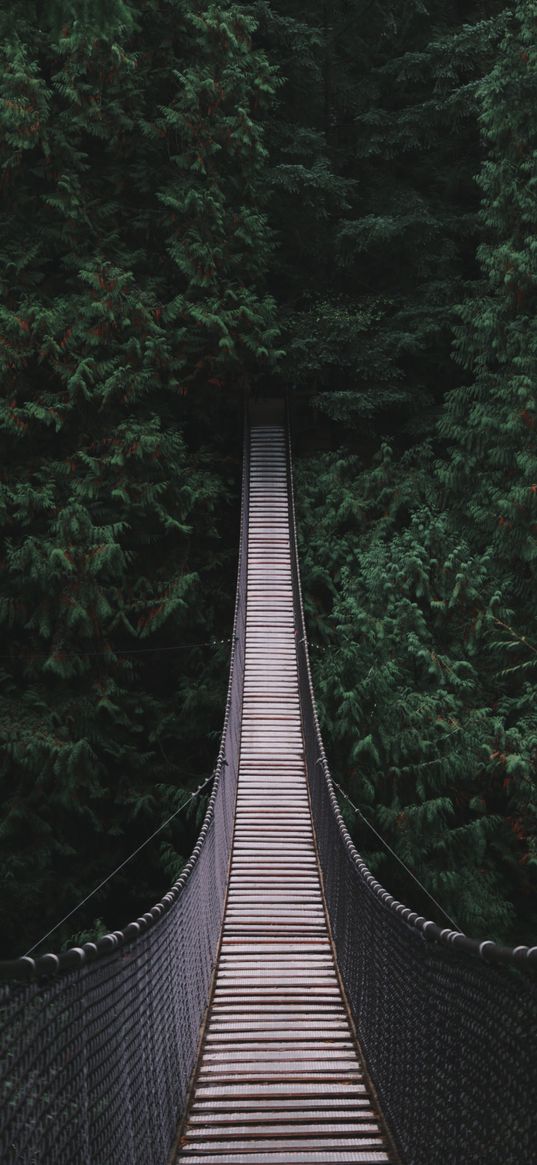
[
  {"xmin": 24, "ymin": 773, "xmax": 215, "ymax": 957},
  {"xmin": 329, "ymin": 773, "xmax": 462, "ymax": 932}
]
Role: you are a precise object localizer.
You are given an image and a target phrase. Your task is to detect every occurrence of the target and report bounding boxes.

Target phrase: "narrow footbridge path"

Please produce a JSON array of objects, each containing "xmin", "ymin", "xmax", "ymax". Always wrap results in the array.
[{"xmin": 175, "ymin": 426, "xmax": 392, "ymax": 1162}]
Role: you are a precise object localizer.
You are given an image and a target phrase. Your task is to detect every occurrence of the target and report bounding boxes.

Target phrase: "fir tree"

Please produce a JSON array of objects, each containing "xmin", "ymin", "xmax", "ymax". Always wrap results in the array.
[
  {"xmin": 259, "ymin": 0, "xmax": 503, "ymax": 434},
  {"xmin": 441, "ymin": 1, "xmax": 537, "ymax": 601},
  {"xmin": 291, "ymin": 1, "xmax": 537, "ymax": 941},
  {"xmin": 295, "ymin": 443, "xmax": 537, "ymax": 941},
  {"xmin": 0, "ymin": 0, "xmax": 280, "ymax": 955}
]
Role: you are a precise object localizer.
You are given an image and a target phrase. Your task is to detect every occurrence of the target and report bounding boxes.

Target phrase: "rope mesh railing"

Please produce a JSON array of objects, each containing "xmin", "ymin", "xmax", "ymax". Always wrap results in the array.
[
  {"xmin": 286, "ymin": 413, "xmax": 537, "ymax": 1165},
  {"xmin": 0, "ymin": 429, "xmax": 249, "ymax": 1165}
]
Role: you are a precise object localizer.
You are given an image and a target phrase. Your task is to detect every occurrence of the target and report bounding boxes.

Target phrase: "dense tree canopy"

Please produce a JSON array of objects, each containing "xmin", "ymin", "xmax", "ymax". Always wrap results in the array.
[
  {"xmin": 0, "ymin": 0, "xmax": 535, "ymax": 954},
  {"xmin": 292, "ymin": 0, "xmax": 537, "ymax": 941},
  {"xmin": 0, "ymin": 0, "xmax": 279, "ymax": 955}
]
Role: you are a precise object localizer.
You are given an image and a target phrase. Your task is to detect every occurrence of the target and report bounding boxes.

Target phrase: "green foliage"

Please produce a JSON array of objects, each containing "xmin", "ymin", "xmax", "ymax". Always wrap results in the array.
[
  {"xmin": 285, "ymin": 0, "xmax": 537, "ymax": 944},
  {"xmin": 2, "ymin": 0, "xmax": 536, "ymax": 959},
  {"xmin": 258, "ymin": 0, "xmax": 503, "ymax": 431},
  {"xmin": 441, "ymin": 1, "xmax": 537, "ymax": 596},
  {"xmin": 296, "ymin": 447, "xmax": 537, "ymax": 941},
  {"xmin": 0, "ymin": 2, "xmax": 138, "ymax": 41},
  {"xmin": 0, "ymin": 0, "xmax": 280, "ymax": 956}
]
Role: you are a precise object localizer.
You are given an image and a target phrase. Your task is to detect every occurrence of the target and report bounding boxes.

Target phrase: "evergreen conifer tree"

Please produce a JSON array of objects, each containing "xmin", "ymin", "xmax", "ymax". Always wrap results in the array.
[
  {"xmin": 441, "ymin": 1, "xmax": 537, "ymax": 599},
  {"xmin": 295, "ymin": 443, "xmax": 537, "ymax": 940},
  {"xmin": 0, "ymin": 0, "xmax": 280, "ymax": 955},
  {"xmin": 259, "ymin": 0, "xmax": 503, "ymax": 433},
  {"xmin": 292, "ymin": 1, "xmax": 537, "ymax": 941}
]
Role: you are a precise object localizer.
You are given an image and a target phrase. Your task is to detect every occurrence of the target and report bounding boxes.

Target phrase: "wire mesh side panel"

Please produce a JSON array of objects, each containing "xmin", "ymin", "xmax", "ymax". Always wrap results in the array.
[
  {"xmin": 1, "ymin": 866, "xmax": 223, "ymax": 1165},
  {"xmin": 0, "ymin": 438, "xmax": 248, "ymax": 1165},
  {"xmin": 286, "ymin": 428, "xmax": 537, "ymax": 1165}
]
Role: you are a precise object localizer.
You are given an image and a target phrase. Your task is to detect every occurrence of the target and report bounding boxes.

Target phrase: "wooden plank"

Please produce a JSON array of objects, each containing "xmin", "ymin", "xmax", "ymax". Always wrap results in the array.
[
  {"xmin": 190, "ymin": 1099, "xmax": 375, "ymax": 1114},
  {"xmin": 209, "ymin": 1005, "xmax": 346, "ymax": 1016},
  {"xmin": 193, "ymin": 1084, "xmax": 369, "ymax": 1099},
  {"xmin": 181, "ymin": 1137, "xmax": 385, "ymax": 1152},
  {"xmin": 179, "ymin": 1154, "xmax": 389, "ymax": 1164},
  {"xmin": 185, "ymin": 1122, "xmax": 380, "ymax": 1137},
  {"xmin": 204, "ymin": 1040, "xmax": 355, "ymax": 1049},
  {"xmin": 200, "ymin": 1054, "xmax": 359, "ymax": 1065},
  {"xmin": 178, "ymin": 1152, "xmax": 390, "ymax": 1164}
]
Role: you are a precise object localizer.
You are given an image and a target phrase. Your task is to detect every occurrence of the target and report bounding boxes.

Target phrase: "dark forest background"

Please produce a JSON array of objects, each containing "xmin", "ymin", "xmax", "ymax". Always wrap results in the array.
[{"xmin": 0, "ymin": 0, "xmax": 535, "ymax": 957}]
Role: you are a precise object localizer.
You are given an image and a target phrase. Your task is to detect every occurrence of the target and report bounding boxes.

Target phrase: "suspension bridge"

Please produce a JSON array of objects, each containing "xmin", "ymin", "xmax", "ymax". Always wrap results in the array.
[{"xmin": 1, "ymin": 402, "xmax": 536, "ymax": 1164}]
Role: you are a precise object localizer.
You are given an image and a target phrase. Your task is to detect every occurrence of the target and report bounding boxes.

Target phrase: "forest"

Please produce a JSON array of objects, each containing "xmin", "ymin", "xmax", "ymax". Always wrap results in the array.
[{"xmin": 0, "ymin": 0, "xmax": 536, "ymax": 958}]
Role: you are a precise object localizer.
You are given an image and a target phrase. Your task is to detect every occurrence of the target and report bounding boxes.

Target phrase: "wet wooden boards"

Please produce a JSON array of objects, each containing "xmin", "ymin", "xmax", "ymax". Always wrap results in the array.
[{"xmin": 175, "ymin": 426, "xmax": 392, "ymax": 1164}]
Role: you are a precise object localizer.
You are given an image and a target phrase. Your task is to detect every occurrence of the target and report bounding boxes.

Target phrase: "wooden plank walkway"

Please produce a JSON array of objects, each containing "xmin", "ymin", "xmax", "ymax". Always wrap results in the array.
[{"xmin": 175, "ymin": 425, "xmax": 393, "ymax": 1164}]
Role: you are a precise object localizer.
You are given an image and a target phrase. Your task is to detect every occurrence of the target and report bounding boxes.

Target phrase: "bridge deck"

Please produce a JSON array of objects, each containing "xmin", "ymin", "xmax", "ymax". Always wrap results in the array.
[{"xmin": 175, "ymin": 426, "xmax": 393, "ymax": 1163}]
